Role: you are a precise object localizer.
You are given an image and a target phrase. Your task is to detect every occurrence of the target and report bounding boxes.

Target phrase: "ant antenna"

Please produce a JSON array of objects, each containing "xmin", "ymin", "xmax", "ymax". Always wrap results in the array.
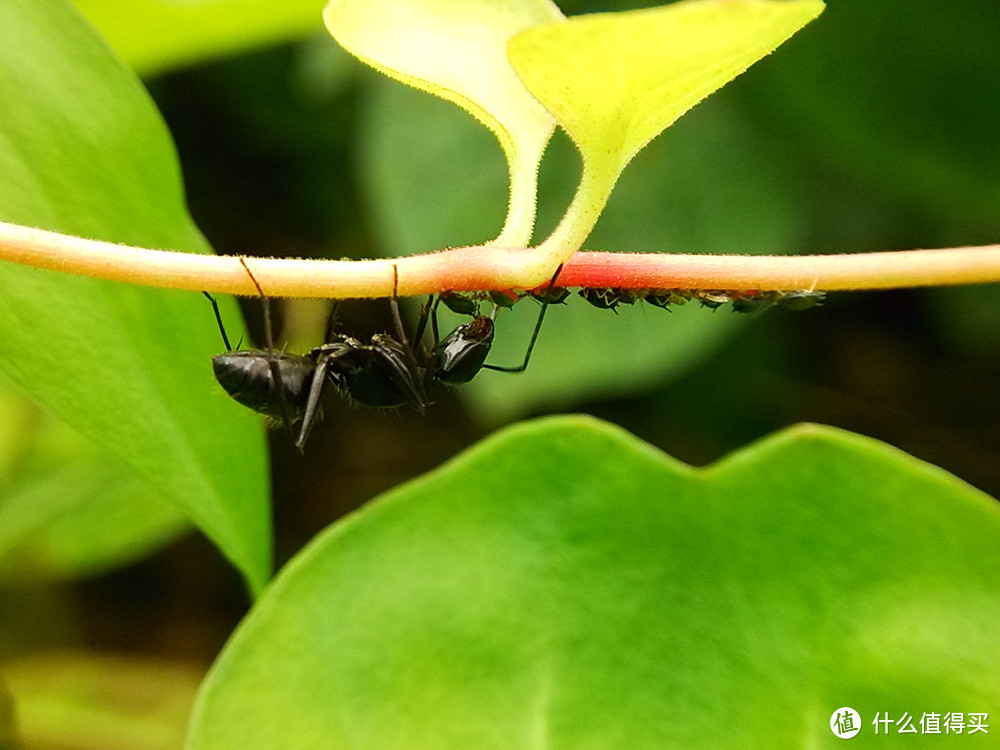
[
  {"xmin": 412, "ymin": 295, "xmax": 438, "ymax": 354},
  {"xmin": 323, "ymin": 300, "xmax": 342, "ymax": 345},
  {"xmin": 484, "ymin": 264, "xmax": 563, "ymax": 374},
  {"xmin": 203, "ymin": 292, "xmax": 233, "ymax": 351}
]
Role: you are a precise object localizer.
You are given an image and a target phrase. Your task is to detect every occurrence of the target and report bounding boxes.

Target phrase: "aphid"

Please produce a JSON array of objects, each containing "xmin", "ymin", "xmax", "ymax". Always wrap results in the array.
[
  {"xmin": 489, "ymin": 290, "xmax": 520, "ymax": 309},
  {"xmin": 529, "ymin": 286, "xmax": 571, "ymax": 305},
  {"xmin": 578, "ymin": 287, "xmax": 637, "ymax": 311},
  {"xmin": 207, "ymin": 260, "xmax": 562, "ymax": 451},
  {"xmin": 439, "ymin": 291, "xmax": 480, "ymax": 316},
  {"xmin": 694, "ymin": 291, "xmax": 731, "ymax": 310},
  {"xmin": 731, "ymin": 291, "xmax": 780, "ymax": 314},
  {"xmin": 779, "ymin": 290, "xmax": 826, "ymax": 310},
  {"xmin": 644, "ymin": 290, "xmax": 690, "ymax": 310}
]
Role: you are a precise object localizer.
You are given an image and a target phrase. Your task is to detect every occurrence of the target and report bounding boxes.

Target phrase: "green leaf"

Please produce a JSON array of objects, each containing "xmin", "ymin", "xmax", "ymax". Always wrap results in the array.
[
  {"xmin": 359, "ymin": 83, "xmax": 510, "ymax": 254},
  {"xmin": 0, "ymin": 463, "xmax": 187, "ymax": 583},
  {"xmin": 0, "ymin": 0, "xmax": 270, "ymax": 594},
  {"xmin": 507, "ymin": 0, "xmax": 824, "ymax": 258},
  {"xmin": 73, "ymin": 0, "xmax": 325, "ymax": 76},
  {"xmin": 4, "ymin": 652, "xmax": 200, "ymax": 750},
  {"xmin": 324, "ymin": 0, "xmax": 564, "ymax": 247},
  {"xmin": 749, "ymin": 0, "xmax": 1000, "ymax": 233},
  {"xmin": 0, "ymin": 384, "xmax": 189, "ymax": 583},
  {"xmin": 187, "ymin": 417, "xmax": 1000, "ymax": 747}
]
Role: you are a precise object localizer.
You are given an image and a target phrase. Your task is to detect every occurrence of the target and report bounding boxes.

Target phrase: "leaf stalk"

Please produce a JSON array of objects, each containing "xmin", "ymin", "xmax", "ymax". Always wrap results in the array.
[{"xmin": 1, "ymin": 220, "xmax": 998, "ymax": 298}]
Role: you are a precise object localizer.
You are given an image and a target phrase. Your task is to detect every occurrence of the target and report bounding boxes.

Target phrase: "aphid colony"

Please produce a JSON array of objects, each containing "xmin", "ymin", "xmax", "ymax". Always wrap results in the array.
[
  {"xmin": 206, "ymin": 260, "xmax": 823, "ymax": 451},
  {"xmin": 493, "ymin": 286, "xmax": 825, "ymax": 313}
]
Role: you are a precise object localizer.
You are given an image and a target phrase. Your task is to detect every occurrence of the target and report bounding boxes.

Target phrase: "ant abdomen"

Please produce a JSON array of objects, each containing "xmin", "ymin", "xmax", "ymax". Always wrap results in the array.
[{"xmin": 212, "ymin": 351, "xmax": 314, "ymax": 422}]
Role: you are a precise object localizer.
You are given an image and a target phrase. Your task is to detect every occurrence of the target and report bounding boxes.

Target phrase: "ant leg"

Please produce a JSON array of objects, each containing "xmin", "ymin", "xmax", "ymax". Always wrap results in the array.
[
  {"xmin": 388, "ymin": 264, "xmax": 411, "ymax": 351},
  {"xmin": 483, "ymin": 264, "xmax": 563, "ymax": 374},
  {"xmin": 386, "ymin": 263, "xmax": 435, "ymax": 356},
  {"xmin": 295, "ymin": 357, "xmax": 331, "ymax": 453},
  {"xmin": 429, "ymin": 296, "xmax": 441, "ymax": 354},
  {"xmin": 386, "ymin": 264, "xmax": 432, "ymax": 408},
  {"xmin": 411, "ymin": 295, "xmax": 436, "ymax": 353},
  {"xmin": 237, "ymin": 257, "xmax": 296, "ymax": 442},
  {"xmin": 419, "ymin": 295, "xmax": 443, "ymax": 393},
  {"xmin": 203, "ymin": 292, "xmax": 233, "ymax": 351}
]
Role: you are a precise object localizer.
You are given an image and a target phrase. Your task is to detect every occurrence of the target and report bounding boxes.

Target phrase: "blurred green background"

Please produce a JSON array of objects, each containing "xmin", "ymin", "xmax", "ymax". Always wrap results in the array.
[{"xmin": 2, "ymin": 0, "xmax": 999, "ymax": 744}]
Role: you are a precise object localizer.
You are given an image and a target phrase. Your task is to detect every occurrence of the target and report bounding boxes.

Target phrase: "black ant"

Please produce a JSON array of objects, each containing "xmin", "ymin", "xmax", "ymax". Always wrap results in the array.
[{"xmin": 205, "ymin": 259, "xmax": 560, "ymax": 452}]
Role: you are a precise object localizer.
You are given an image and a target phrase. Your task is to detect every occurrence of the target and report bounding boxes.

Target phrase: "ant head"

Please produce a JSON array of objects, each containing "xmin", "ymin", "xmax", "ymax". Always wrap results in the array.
[{"xmin": 437, "ymin": 315, "xmax": 494, "ymax": 384}]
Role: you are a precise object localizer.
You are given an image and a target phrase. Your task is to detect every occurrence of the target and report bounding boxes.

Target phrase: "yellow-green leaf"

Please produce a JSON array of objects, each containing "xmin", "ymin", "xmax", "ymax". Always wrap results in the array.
[
  {"xmin": 509, "ymin": 0, "xmax": 824, "ymax": 262},
  {"xmin": 323, "ymin": 0, "xmax": 564, "ymax": 246}
]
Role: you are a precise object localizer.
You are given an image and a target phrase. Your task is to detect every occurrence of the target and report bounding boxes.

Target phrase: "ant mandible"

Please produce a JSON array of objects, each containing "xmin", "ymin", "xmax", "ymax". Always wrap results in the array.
[{"xmin": 204, "ymin": 259, "xmax": 560, "ymax": 452}]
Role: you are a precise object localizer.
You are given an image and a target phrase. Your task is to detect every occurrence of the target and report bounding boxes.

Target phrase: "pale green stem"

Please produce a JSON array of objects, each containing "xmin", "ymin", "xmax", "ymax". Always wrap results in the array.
[
  {"xmin": 492, "ymin": 142, "xmax": 544, "ymax": 248},
  {"xmin": 2, "ymin": 220, "xmax": 1000, "ymax": 298},
  {"xmin": 0, "ymin": 220, "xmax": 536, "ymax": 297},
  {"xmin": 531, "ymin": 164, "xmax": 616, "ymax": 281}
]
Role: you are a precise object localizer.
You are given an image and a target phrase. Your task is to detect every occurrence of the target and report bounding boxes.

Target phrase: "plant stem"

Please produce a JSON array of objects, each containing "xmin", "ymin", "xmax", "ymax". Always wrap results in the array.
[
  {"xmin": 492, "ymin": 138, "xmax": 548, "ymax": 249},
  {"xmin": 2, "ymin": 220, "xmax": 999, "ymax": 298},
  {"xmin": 534, "ymin": 165, "xmax": 616, "ymax": 278}
]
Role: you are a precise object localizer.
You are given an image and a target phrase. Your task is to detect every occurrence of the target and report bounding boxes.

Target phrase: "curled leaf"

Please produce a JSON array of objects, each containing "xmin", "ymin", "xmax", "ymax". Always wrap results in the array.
[
  {"xmin": 508, "ymin": 0, "xmax": 825, "ymax": 260},
  {"xmin": 324, "ymin": 0, "xmax": 564, "ymax": 246}
]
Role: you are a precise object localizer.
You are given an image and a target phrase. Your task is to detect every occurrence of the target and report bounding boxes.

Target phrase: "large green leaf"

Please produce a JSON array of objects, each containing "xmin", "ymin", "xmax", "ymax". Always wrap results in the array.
[
  {"xmin": 0, "ymin": 383, "xmax": 189, "ymax": 583},
  {"xmin": 186, "ymin": 417, "xmax": 1000, "ymax": 748},
  {"xmin": 73, "ymin": 0, "xmax": 324, "ymax": 76},
  {"xmin": 325, "ymin": 0, "xmax": 563, "ymax": 246},
  {"xmin": 0, "ymin": 0, "xmax": 270, "ymax": 594}
]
